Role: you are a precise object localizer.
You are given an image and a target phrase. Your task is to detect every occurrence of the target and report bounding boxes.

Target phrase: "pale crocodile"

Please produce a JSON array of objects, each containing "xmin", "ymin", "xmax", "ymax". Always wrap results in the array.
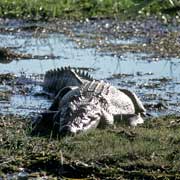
[{"xmin": 35, "ymin": 67, "xmax": 146, "ymax": 135}]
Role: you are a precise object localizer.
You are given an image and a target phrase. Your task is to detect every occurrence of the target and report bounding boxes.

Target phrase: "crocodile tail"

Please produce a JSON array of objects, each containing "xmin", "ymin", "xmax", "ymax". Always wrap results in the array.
[
  {"xmin": 43, "ymin": 66, "xmax": 93, "ymax": 94},
  {"xmin": 119, "ymin": 89, "xmax": 146, "ymax": 114}
]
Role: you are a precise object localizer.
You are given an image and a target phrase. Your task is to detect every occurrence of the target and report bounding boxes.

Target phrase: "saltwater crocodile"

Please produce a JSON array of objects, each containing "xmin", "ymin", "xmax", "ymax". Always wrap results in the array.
[{"xmin": 35, "ymin": 67, "xmax": 146, "ymax": 135}]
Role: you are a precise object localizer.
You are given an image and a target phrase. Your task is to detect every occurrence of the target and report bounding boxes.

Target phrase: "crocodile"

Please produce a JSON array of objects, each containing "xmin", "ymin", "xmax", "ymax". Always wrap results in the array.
[
  {"xmin": 35, "ymin": 67, "xmax": 146, "ymax": 135},
  {"xmin": 43, "ymin": 66, "xmax": 93, "ymax": 94}
]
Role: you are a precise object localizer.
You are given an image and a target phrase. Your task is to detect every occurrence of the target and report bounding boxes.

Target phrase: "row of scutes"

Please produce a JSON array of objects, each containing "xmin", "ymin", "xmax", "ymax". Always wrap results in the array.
[
  {"xmin": 43, "ymin": 66, "xmax": 94, "ymax": 93},
  {"xmin": 81, "ymin": 80, "xmax": 111, "ymax": 96},
  {"xmin": 45, "ymin": 66, "xmax": 93, "ymax": 80}
]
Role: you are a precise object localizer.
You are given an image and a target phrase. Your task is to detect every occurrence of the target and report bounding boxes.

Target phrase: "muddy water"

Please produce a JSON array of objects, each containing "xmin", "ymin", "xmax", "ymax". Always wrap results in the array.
[{"xmin": 0, "ymin": 22, "xmax": 180, "ymax": 116}]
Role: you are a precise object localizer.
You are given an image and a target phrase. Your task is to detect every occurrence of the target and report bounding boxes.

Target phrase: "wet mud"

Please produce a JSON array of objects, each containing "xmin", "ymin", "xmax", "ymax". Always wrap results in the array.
[
  {"xmin": 0, "ymin": 18, "xmax": 180, "ymax": 117},
  {"xmin": 1, "ymin": 16, "xmax": 180, "ymax": 180}
]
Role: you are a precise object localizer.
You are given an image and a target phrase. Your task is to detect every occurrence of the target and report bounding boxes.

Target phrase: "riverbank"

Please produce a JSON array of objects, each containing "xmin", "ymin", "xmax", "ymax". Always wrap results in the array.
[
  {"xmin": 0, "ymin": 1, "xmax": 180, "ymax": 179},
  {"xmin": 0, "ymin": 114, "xmax": 180, "ymax": 179}
]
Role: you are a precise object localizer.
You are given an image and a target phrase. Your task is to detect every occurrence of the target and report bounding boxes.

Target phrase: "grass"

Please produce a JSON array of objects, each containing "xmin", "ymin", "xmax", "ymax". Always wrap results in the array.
[
  {"xmin": 1, "ymin": 114, "xmax": 180, "ymax": 179},
  {"xmin": 0, "ymin": 1, "xmax": 179, "ymax": 179},
  {"xmin": 0, "ymin": 0, "xmax": 179, "ymax": 20},
  {"xmin": 0, "ymin": 0, "xmax": 134, "ymax": 20}
]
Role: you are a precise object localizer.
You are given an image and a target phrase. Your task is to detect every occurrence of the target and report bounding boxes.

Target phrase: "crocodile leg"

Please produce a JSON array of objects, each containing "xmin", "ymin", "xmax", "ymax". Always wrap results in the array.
[{"xmin": 114, "ymin": 113, "xmax": 144, "ymax": 127}]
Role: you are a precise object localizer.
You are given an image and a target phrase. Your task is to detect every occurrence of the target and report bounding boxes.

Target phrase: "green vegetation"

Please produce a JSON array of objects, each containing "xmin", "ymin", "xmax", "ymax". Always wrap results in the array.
[
  {"xmin": 0, "ymin": 1, "xmax": 180, "ymax": 179},
  {"xmin": 0, "ymin": 0, "xmax": 179, "ymax": 20},
  {"xmin": 1, "ymin": 114, "xmax": 180, "ymax": 179}
]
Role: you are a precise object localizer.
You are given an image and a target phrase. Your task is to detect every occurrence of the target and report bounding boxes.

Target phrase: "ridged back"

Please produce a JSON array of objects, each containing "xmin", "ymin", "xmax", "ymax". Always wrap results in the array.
[
  {"xmin": 81, "ymin": 80, "xmax": 111, "ymax": 96},
  {"xmin": 44, "ymin": 66, "xmax": 93, "ymax": 94}
]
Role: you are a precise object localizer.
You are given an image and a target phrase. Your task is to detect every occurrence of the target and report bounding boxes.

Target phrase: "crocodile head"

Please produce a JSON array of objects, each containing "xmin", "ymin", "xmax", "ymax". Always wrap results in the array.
[{"xmin": 54, "ymin": 97, "xmax": 103, "ymax": 135}]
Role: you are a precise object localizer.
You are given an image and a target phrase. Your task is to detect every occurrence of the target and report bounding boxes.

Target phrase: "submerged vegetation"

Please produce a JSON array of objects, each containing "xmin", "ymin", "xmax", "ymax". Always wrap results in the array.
[
  {"xmin": 1, "ymin": 114, "xmax": 180, "ymax": 179},
  {"xmin": 0, "ymin": 0, "xmax": 179, "ymax": 20}
]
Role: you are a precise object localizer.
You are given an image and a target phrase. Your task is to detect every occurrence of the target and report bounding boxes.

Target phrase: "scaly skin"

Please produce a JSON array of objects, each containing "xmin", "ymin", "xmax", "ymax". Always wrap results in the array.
[
  {"xmin": 49, "ymin": 80, "xmax": 146, "ymax": 135},
  {"xmin": 43, "ymin": 67, "xmax": 92, "ymax": 94},
  {"xmin": 35, "ymin": 67, "xmax": 146, "ymax": 135}
]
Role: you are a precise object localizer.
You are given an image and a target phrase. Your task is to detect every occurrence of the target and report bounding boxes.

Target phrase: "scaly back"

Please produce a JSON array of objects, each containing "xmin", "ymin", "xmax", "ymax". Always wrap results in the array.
[{"xmin": 43, "ymin": 66, "xmax": 93, "ymax": 94}]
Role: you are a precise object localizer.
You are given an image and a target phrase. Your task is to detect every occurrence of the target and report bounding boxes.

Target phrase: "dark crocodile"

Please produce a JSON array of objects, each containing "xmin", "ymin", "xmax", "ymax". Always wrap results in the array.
[
  {"xmin": 43, "ymin": 66, "xmax": 93, "ymax": 93},
  {"xmin": 34, "ymin": 67, "xmax": 146, "ymax": 135}
]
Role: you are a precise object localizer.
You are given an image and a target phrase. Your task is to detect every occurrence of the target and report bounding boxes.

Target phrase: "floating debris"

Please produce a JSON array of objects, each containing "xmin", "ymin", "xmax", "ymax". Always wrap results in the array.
[
  {"xmin": 107, "ymin": 73, "xmax": 134, "ymax": 80},
  {"xmin": 0, "ymin": 47, "xmax": 31, "ymax": 62},
  {"xmin": 0, "ymin": 73, "xmax": 16, "ymax": 84}
]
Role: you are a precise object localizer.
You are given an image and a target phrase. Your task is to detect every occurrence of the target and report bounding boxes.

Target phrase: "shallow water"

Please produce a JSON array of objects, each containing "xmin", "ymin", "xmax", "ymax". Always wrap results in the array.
[{"xmin": 0, "ymin": 25, "xmax": 180, "ymax": 116}]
